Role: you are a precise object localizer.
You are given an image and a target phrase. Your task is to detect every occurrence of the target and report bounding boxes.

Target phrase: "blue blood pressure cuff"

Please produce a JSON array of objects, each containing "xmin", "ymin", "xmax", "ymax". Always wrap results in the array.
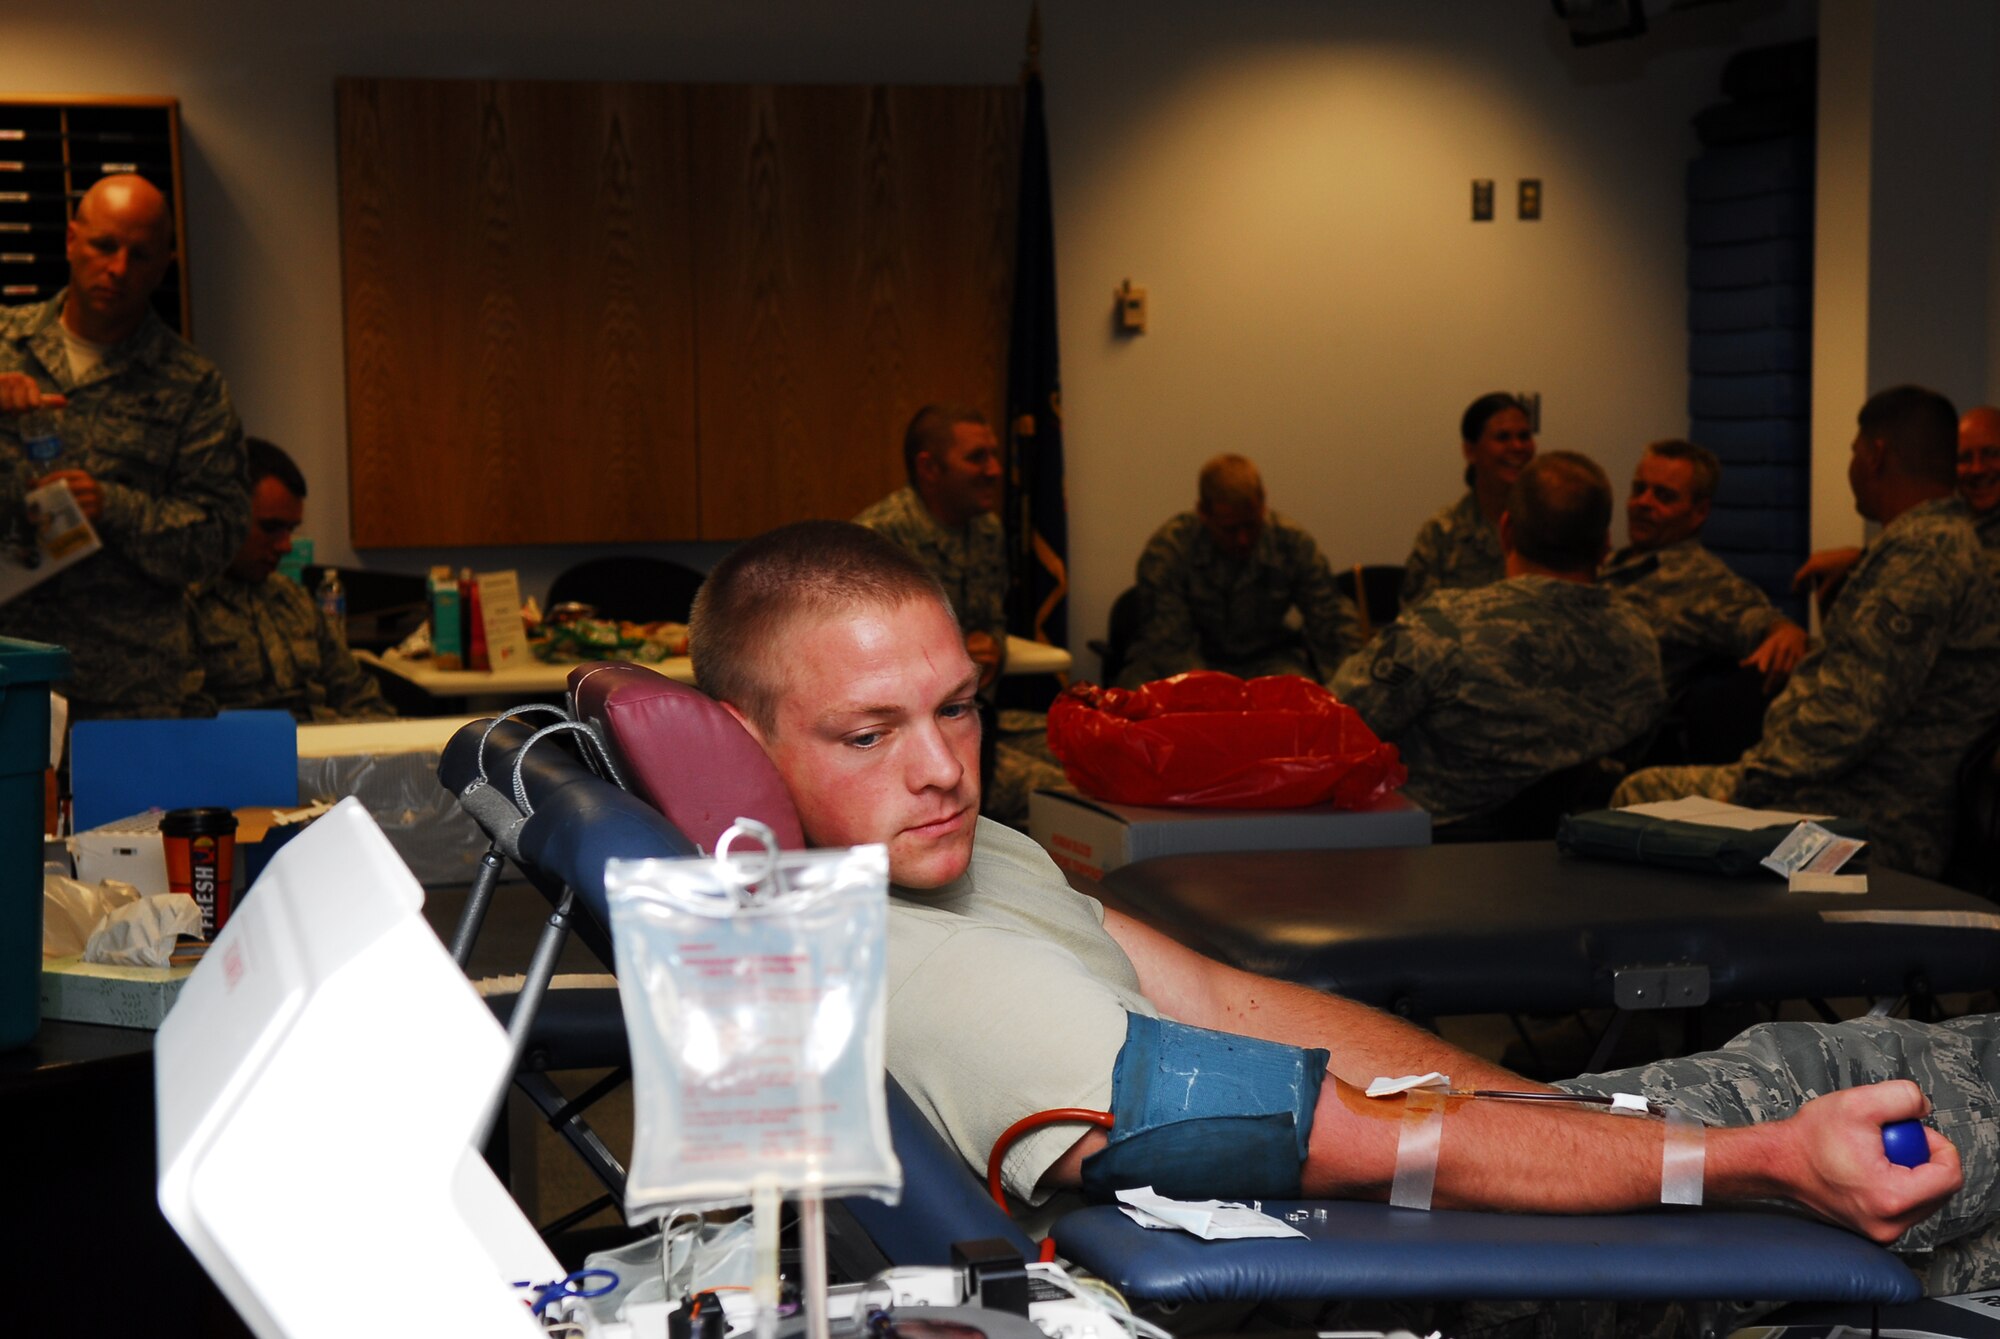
[{"xmin": 1079, "ymin": 1014, "xmax": 1327, "ymax": 1203}]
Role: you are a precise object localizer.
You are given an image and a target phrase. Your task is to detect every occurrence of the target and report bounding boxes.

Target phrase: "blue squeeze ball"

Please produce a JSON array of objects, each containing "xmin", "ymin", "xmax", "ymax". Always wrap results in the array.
[{"xmin": 1882, "ymin": 1118, "xmax": 1930, "ymax": 1168}]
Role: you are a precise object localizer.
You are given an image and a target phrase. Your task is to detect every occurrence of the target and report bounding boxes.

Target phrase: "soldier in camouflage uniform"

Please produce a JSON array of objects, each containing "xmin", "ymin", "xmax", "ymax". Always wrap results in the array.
[
  {"xmin": 189, "ymin": 440, "xmax": 393, "ymax": 722},
  {"xmin": 1117, "ymin": 453, "xmax": 1359, "ymax": 688},
  {"xmin": 1400, "ymin": 391, "xmax": 1535, "ymax": 606},
  {"xmin": 1960, "ymin": 404, "xmax": 2000, "ymax": 550},
  {"xmin": 1333, "ymin": 451, "xmax": 1663, "ymax": 827},
  {"xmin": 1600, "ymin": 439, "xmax": 1806, "ymax": 695},
  {"xmin": 1615, "ymin": 387, "xmax": 2000, "ymax": 878},
  {"xmin": 1795, "ymin": 401, "xmax": 2000, "ymax": 600},
  {"xmin": 854, "ymin": 405, "xmax": 1067, "ymax": 824},
  {"xmin": 0, "ymin": 175, "xmax": 248, "ymax": 717}
]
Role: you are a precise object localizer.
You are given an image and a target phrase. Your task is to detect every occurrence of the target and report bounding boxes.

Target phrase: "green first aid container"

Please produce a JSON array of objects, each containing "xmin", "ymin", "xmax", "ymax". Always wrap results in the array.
[{"xmin": 0, "ymin": 638, "xmax": 69, "ymax": 1049}]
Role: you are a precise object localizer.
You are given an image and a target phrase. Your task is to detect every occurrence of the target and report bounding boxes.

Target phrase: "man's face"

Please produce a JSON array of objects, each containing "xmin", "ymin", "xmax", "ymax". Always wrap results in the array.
[
  {"xmin": 1849, "ymin": 428, "xmax": 1885, "ymax": 522},
  {"xmin": 65, "ymin": 191, "xmax": 174, "ymax": 334},
  {"xmin": 1626, "ymin": 454, "xmax": 1709, "ymax": 551},
  {"xmin": 738, "ymin": 596, "xmax": 982, "ymax": 890},
  {"xmin": 1198, "ymin": 495, "xmax": 1266, "ymax": 558},
  {"xmin": 1464, "ymin": 407, "xmax": 1536, "ymax": 492},
  {"xmin": 228, "ymin": 476, "xmax": 304, "ymax": 583},
  {"xmin": 1958, "ymin": 414, "xmax": 2000, "ymax": 515},
  {"xmin": 918, "ymin": 421, "xmax": 1003, "ymax": 527}
]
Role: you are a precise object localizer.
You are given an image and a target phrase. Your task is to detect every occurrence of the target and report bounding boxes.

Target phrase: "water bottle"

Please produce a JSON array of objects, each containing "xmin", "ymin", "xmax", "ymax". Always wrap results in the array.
[
  {"xmin": 19, "ymin": 408, "xmax": 62, "ymax": 467},
  {"xmin": 316, "ymin": 567, "xmax": 347, "ymax": 636}
]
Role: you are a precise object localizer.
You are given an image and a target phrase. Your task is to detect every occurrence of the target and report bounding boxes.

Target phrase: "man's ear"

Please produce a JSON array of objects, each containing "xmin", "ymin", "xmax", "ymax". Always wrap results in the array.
[
  {"xmin": 719, "ymin": 699, "xmax": 771, "ymax": 751},
  {"xmin": 1690, "ymin": 498, "xmax": 1713, "ymax": 532},
  {"xmin": 913, "ymin": 448, "xmax": 941, "ymax": 485}
]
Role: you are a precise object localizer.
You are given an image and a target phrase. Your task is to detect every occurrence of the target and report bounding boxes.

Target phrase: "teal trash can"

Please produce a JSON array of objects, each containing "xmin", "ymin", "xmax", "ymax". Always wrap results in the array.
[{"xmin": 0, "ymin": 638, "xmax": 70, "ymax": 1050}]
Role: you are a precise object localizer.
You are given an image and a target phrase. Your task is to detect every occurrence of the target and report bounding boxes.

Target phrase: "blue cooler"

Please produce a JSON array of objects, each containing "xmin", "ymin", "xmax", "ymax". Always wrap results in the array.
[{"xmin": 0, "ymin": 638, "xmax": 70, "ymax": 1049}]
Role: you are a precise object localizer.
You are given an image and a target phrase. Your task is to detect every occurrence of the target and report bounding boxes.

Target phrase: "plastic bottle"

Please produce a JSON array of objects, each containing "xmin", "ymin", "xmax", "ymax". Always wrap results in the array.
[
  {"xmin": 316, "ymin": 567, "xmax": 347, "ymax": 635},
  {"xmin": 19, "ymin": 408, "xmax": 62, "ymax": 467}
]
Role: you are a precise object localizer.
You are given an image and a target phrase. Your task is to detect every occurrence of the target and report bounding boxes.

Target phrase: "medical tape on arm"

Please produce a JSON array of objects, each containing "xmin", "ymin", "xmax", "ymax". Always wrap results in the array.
[
  {"xmin": 1389, "ymin": 1088, "xmax": 1445, "ymax": 1211},
  {"xmin": 1660, "ymin": 1107, "xmax": 1706, "ymax": 1206}
]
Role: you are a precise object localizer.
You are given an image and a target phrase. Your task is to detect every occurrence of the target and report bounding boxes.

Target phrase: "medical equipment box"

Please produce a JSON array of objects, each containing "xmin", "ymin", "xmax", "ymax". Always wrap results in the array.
[
  {"xmin": 0, "ymin": 636, "xmax": 69, "ymax": 1049},
  {"xmin": 1029, "ymin": 787, "xmax": 1430, "ymax": 881},
  {"xmin": 40, "ymin": 955, "xmax": 193, "ymax": 1029}
]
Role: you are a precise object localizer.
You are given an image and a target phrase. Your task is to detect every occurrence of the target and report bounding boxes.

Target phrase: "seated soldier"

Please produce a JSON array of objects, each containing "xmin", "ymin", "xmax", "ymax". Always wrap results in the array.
[
  {"xmin": 853, "ymin": 404, "xmax": 1063, "ymax": 826},
  {"xmin": 1959, "ymin": 404, "xmax": 2000, "ymax": 550},
  {"xmin": 1118, "ymin": 453, "xmax": 1357, "ymax": 688},
  {"xmin": 188, "ymin": 438, "xmax": 394, "ymax": 722},
  {"xmin": 1401, "ymin": 392, "xmax": 1536, "ymax": 606},
  {"xmin": 1618, "ymin": 387, "xmax": 2000, "ymax": 878},
  {"xmin": 1328, "ymin": 452, "xmax": 1664, "ymax": 829},
  {"xmin": 1601, "ymin": 439, "xmax": 1806, "ymax": 696},
  {"xmin": 1795, "ymin": 402, "xmax": 2000, "ymax": 602},
  {"xmin": 687, "ymin": 518, "xmax": 2000, "ymax": 1292}
]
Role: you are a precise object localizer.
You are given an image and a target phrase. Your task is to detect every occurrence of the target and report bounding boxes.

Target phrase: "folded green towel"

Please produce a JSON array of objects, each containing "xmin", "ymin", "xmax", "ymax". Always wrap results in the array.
[{"xmin": 1555, "ymin": 808, "xmax": 1869, "ymax": 877}]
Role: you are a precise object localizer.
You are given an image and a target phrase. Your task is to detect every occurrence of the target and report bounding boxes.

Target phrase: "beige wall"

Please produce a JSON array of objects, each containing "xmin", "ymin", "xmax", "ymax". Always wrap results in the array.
[
  {"xmin": 0, "ymin": 0, "xmax": 1813, "ymax": 662},
  {"xmin": 1812, "ymin": 0, "xmax": 2000, "ymax": 555}
]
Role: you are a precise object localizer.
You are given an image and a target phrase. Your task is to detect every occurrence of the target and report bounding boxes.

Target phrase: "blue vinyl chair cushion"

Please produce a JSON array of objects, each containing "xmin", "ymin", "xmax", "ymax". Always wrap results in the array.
[{"xmin": 1050, "ymin": 1202, "xmax": 1920, "ymax": 1304}]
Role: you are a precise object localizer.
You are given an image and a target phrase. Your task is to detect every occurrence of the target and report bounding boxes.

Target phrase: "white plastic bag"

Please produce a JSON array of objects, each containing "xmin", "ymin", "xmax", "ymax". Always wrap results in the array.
[{"xmin": 606, "ymin": 825, "xmax": 901, "ymax": 1220}]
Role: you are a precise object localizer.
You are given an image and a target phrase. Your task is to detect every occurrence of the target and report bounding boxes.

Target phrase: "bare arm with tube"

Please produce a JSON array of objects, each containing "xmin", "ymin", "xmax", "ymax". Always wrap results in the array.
[{"xmin": 1031, "ymin": 909, "xmax": 1962, "ymax": 1244}]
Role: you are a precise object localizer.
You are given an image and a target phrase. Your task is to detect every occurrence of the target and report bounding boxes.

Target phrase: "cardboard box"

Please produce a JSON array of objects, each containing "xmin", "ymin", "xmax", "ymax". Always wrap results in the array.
[
  {"xmin": 70, "ymin": 806, "xmax": 309, "ymax": 898},
  {"xmin": 1029, "ymin": 788, "xmax": 1431, "ymax": 881},
  {"xmin": 40, "ymin": 954, "xmax": 193, "ymax": 1029}
]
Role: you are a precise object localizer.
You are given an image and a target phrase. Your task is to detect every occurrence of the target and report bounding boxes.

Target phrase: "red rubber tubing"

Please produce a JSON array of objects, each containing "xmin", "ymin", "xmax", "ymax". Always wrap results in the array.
[{"xmin": 986, "ymin": 1107, "xmax": 1115, "ymax": 1211}]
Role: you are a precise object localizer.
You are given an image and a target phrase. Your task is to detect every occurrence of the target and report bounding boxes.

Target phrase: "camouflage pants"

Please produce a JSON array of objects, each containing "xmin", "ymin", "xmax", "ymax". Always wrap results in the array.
[
  {"xmin": 1610, "ymin": 762, "xmax": 1743, "ymax": 808},
  {"xmin": 1560, "ymin": 1014, "xmax": 2000, "ymax": 1292}
]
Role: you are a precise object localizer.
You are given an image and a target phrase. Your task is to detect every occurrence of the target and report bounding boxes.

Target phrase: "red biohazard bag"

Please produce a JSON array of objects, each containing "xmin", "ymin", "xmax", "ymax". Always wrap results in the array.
[{"xmin": 1046, "ymin": 671, "xmax": 1406, "ymax": 810}]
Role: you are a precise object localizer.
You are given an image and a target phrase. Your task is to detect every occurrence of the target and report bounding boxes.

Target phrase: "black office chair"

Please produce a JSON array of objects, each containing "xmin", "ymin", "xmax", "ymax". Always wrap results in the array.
[
  {"xmin": 1945, "ymin": 717, "xmax": 2000, "ymax": 901},
  {"xmin": 1085, "ymin": 585, "xmax": 1149, "ymax": 686},
  {"xmin": 546, "ymin": 555, "xmax": 708, "ymax": 623},
  {"xmin": 1334, "ymin": 563, "xmax": 1405, "ymax": 640},
  {"xmin": 1640, "ymin": 656, "xmax": 1770, "ymax": 768}
]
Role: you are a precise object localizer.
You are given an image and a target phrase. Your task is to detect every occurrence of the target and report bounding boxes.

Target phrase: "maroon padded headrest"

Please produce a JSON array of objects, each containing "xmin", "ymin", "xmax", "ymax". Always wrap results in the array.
[{"xmin": 568, "ymin": 662, "xmax": 806, "ymax": 852}]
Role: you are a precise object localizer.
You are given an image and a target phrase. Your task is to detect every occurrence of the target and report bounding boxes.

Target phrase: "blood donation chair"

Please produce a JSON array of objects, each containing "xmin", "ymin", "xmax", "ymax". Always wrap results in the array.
[{"xmin": 431, "ymin": 663, "xmax": 1925, "ymax": 1313}]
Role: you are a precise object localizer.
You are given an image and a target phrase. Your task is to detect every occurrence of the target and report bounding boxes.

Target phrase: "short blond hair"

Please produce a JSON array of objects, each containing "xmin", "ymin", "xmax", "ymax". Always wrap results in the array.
[{"xmin": 690, "ymin": 521, "xmax": 955, "ymax": 734}]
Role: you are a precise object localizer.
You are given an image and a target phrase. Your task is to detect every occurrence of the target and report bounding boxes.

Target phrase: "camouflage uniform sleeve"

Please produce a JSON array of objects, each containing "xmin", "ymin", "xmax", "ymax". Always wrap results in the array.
[
  {"xmin": 1706, "ymin": 560, "xmax": 1785, "ymax": 654},
  {"xmin": 1400, "ymin": 517, "xmax": 1441, "ymax": 607},
  {"xmin": 1744, "ymin": 543, "xmax": 1954, "ymax": 782},
  {"xmin": 1327, "ymin": 608, "xmax": 1445, "ymax": 739},
  {"xmin": 1118, "ymin": 523, "xmax": 1202, "ymax": 687},
  {"xmin": 95, "ymin": 373, "xmax": 250, "ymax": 589},
  {"xmin": 968, "ymin": 516, "xmax": 1010, "ymax": 651},
  {"xmin": 1286, "ymin": 523, "xmax": 1362, "ymax": 670}
]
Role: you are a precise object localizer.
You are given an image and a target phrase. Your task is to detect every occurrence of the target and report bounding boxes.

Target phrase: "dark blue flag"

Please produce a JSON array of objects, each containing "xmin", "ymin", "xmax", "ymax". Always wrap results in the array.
[{"xmin": 1006, "ymin": 60, "xmax": 1067, "ymax": 648}]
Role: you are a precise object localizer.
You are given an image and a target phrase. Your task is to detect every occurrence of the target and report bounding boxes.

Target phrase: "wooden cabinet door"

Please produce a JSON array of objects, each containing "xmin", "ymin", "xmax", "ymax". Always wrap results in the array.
[
  {"xmin": 339, "ymin": 78, "xmax": 699, "ymax": 547},
  {"xmin": 689, "ymin": 84, "xmax": 1018, "ymax": 537},
  {"xmin": 337, "ymin": 78, "xmax": 1016, "ymax": 547}
]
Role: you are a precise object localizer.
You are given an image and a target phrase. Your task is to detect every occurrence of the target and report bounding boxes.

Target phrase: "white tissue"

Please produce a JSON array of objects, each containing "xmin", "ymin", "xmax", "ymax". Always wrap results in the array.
[
  {"xmin": 1113, "ymin": 1187, "xmax": 1304, "ymax": 1240},
  {"xmin": 1365, "ymin": 1072, "xmax": 1451, "ymax": 1098},
  {"xmin": 42, "ymin": 872, "xmax": 141, "ymax": 957},
  {"xmin": 82, "ymin": 893, "xmax": 202, "ymax": 968}
]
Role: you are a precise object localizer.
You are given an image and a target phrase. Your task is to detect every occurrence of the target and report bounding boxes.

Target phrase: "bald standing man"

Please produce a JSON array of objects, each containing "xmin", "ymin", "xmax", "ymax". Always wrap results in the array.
[{"xmin": 0, "ymin": 174, "xmax": 248, "ymax": 716}]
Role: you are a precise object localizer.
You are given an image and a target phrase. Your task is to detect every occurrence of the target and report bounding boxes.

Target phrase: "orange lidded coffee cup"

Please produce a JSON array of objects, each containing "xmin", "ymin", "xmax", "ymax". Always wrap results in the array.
[{"xmin": 161, "ymin": 807, "xmax": 238, "ymax": 938}]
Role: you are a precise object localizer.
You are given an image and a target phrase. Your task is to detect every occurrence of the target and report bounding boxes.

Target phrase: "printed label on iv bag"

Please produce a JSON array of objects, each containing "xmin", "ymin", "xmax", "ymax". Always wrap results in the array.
[{"xmin": 606, "ymin": 841, "xmax": 900, "ymax": 1219}]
